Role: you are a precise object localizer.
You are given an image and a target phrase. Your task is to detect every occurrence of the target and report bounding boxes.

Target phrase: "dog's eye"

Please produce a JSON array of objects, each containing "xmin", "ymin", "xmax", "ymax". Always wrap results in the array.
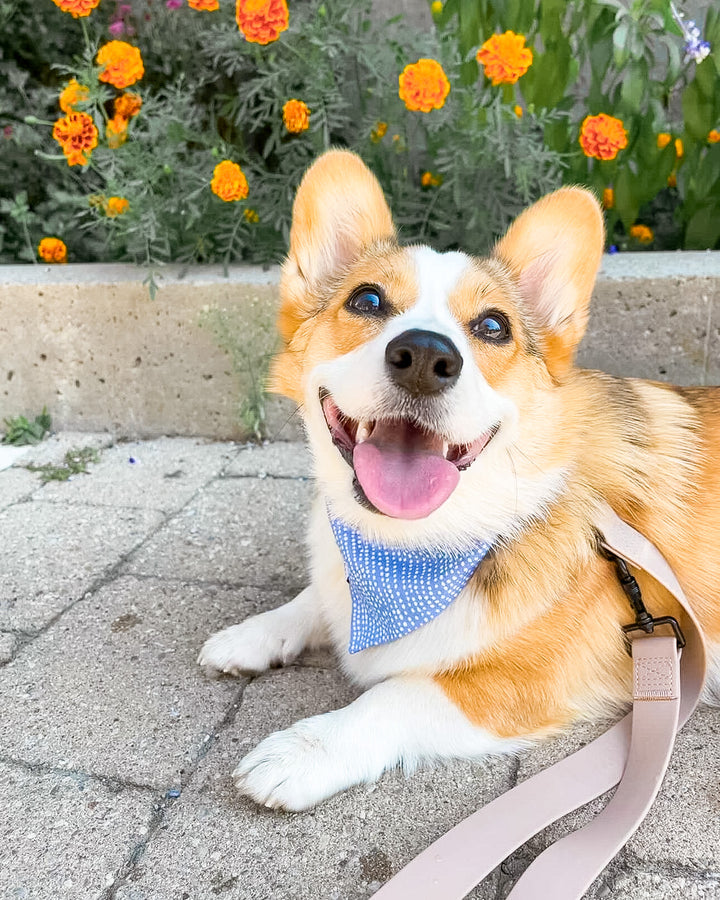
[
  {"xmin": 345, "ymin": 286, "xmax": 386, "ymax": 317},
  {"xmin": 469, "ymin": 311, "xmax": 512, "ymax": 343}
]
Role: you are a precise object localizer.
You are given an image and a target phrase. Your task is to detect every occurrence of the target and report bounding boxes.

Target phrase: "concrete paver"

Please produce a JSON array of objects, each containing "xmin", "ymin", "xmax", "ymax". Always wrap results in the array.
[
  {"xmin": 0, "ymin": 576, "xmax": 288, "ymax": 788},
  {"xmin": 1, "ymin": 437, "xmax": 719, "ymax": 900},
  {"xmin": 0, "ymin": 761, "xmax": 154, "ymax": 900},
  {"xmin": 0, "ymin": 501, "xmax": 163, "ymax": 632},
  {"xmin": 124, "ymin": 478, "xmax": 312, "ymax": 590}
]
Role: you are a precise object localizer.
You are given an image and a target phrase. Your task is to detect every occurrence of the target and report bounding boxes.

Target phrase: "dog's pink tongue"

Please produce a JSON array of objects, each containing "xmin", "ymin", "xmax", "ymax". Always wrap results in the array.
[{"xmin": 352, "ymin": 421, "xmax": 459, "ymax": 519}]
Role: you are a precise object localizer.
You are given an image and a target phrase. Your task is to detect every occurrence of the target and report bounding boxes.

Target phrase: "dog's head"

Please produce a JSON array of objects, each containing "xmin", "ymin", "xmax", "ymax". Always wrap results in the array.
[{"xmin": 270, "ymin": 150, "xmax": 604, "ymax": 545}]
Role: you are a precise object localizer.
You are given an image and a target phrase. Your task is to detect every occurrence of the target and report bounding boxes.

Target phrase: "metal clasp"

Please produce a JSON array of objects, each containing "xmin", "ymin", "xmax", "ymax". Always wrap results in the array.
[{"xmin": 599, "ymin": 542, "xmax": 686, "ymax": 651}]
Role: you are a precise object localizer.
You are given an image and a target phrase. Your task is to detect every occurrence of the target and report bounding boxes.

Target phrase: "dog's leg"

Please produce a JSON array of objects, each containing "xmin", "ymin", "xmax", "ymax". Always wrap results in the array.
[
  {"xmin": 197, "ymin": 586, "xmax": 326, "ymax": 676},
  {"xmin": 233, "ymin": 675, "xmax": 521, "ymax": 810}
]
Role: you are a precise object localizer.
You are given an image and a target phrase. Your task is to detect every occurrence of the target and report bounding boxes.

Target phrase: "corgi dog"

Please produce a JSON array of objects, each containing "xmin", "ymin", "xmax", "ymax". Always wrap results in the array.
[{"xmin": 198, "ymin": 149, "xmax": 720, "ymax": 812}]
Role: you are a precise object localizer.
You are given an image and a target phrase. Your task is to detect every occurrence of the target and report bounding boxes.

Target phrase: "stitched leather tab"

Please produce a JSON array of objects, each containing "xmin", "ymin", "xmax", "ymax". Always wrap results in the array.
[{"xmin": 633, "ymin": 637, "xmax": 680, "ymax": 701}]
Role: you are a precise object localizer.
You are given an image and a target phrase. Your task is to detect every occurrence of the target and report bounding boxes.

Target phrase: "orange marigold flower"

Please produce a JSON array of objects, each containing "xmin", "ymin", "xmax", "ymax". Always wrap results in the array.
[
  {"xmin": 602, "ymin": 187, "xmax": 614, "ymax": 210},
  {"xmin": 51, "ymin": 0, "xmax": 100, "ymax": 17},
  {"xmin": 38, "ymin": 237, "xmax": 67, "ymax": 264},
  {"xmin": 513, "ymin": 104, "xmax": 523, "ymax": 118},
  {"xmin": 674, "ymin": 137, "xmax": 684, "ymax": 158},
  {"xmin": 114, "ymin": 92, "xmax": 142, "ymax": 119},
  {"xmin": 421, "ymin": 171, "xmax": 442, "ymax": 187},
  {"xmin": 59, "ymin": 79, "xmax": 90, "ymax": 114},
  {"xmin": 188, "ymin": 0, "xmax": 219, "ymax": 8},
  {"xmin": 579, "ymin": 114, "xmax": 628, "ymax": 161},
  {"xmin": 708, "ymin": 129, "xmax": 720, "ymax": 144},
  {"xmin": 282, "ymin": 99, "xmax": 310, "ymax": 134},
  {"xmin": 211, "ymin": 160, "xmax": 249, "ymax": 202},
  {"xmin": 105, "ymin": 196, "xmax": 130, "ymax": 217},
  {"xmin": 667, "ymin": 172, "xmax": 677, "ymax": 188},
  {"xmin": 52, "ymin": 111, "xmax": 98, "ymax": 166},
  {"xmin": 657, "ymin": 132, "xmax": 672, "ymax": 149},
  {"xmin": 477, "ymin": 31, "xmax": 533, "ymax": 86},
  {"xmin": 243, "ymin": 208, "xmax": 259, "ymax": 223},
  {"xmin": 398, "ymin": 58, "xmax": 450, "ymax": 113},
  {"xmin": 235, "ymin": 0, "xmax": 289, "ymax": 45},
  {"xmin": 629, "ymin": 224, "xmax": 653, "ymax": 244},
  {"xmin": 106, "ymin": 115, "xmax": 129, "ymax": 149},
  {"xmin": 371, "ymin": 121, "xmax": 388, "ymax": 143},
  {"xmin": 97, "ymin": 41, "xmax": 144, "ymax": 90}
]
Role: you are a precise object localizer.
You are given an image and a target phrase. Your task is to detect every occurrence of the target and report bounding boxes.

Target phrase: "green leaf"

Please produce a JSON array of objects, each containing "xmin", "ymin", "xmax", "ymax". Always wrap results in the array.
[
  {"xmin": 614, "ymin": 165, "xmax": 640, "ymax": 230},
  {"xmin": 683, "ymin": 79, "xmax": 716, "ymax": 141},
  {"xmin": 684, "ymin": 202, "xmax": 720, "ymax": 249}
]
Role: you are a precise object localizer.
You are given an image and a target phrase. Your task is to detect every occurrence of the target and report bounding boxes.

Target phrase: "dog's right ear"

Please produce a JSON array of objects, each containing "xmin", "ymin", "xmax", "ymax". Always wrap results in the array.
[{"xmin": 275, "ymin": 149, "xmax": 395, "ymax": 352}]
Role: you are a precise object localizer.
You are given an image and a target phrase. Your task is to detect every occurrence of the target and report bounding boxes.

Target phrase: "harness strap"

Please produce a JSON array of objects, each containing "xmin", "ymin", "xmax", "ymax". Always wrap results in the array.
[{"xmin": 372, "ymin": 504, "xmax": 707, "ymax": 900}]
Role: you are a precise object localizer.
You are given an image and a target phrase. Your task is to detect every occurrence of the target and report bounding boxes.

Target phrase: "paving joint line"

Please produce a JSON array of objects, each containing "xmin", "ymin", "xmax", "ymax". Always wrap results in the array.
[
  {"xmin": 100, "ymin": 679, "xmax": 252, "ymax": 900},
  {"xmin": 0, "ymin": 469, "xmax": 241, "ymax": 666},
  {"xmin": 0, "ymin": 754, "xmax": 157, "ymax": 794}
]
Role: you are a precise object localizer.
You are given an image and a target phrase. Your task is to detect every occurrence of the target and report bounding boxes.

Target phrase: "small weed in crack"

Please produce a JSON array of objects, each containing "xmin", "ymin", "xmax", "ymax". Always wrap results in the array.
[{"xmin": 27, "ymin": 447, "xmax": 100, "ymax": 483}]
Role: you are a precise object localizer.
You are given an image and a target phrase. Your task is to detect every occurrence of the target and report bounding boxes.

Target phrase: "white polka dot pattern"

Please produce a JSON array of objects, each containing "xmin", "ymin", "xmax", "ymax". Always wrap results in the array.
[{"xmin": 329, "ymin": 515, "xmax": 492, "ymax": 654}]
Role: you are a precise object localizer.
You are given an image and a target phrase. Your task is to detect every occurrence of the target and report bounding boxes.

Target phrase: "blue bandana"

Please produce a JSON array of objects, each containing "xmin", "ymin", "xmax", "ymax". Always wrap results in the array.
[{"xmin": 328, "ymin": 515, "xmax": 492, "ymax": 654}]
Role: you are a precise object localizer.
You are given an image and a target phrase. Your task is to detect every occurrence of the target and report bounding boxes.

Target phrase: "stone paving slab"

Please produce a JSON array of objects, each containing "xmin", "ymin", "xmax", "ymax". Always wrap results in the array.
[
  {"xmin": 0, "ymin": 576, "xmax": 289, "ymax": 789},
  {"xmin": 0, "ymin": 760, "xmax": 154, "ymax": 900},
  {"xmin": 38, "ymin": 438, "xmax": 238, "ymax": 511},
  {"xmin": 0, "ymin": 466, "xmax": 39, "ymax": 510},
  {"xmin": 0, "ymin": 501, "xmax": 163, "ymax": 632},
  {"xmin": 11, "ymin": 431, "xmax": 115, "ymax": 467},
  {"xmin": 124, "ymin": 478, "xmax": 312, "ymax": 590},
  {"xmin": 115, "ymin": 666, "xmax": 512, "ymax": 900},
  {"xmin": 223, "ymin": 440, "xmax": 311, "ymax": 479}
]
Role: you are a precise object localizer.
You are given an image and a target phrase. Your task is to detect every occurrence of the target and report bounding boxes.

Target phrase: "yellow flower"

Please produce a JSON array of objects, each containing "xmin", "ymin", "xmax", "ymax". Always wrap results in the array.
[
  {"xmin": 657, "ymin": 132, "xmax": 672, "ymax": 149},
  {"xmin": 59, "ymin": 79, "xmax": 90, "ymax": 114},
  {"xmin": 398, "ymin": 58, "xmax": 450, "ymax": 112},
  {"xmin": 477, "ymin": 31, "xmax": 533, "ymax": 86},
  {"xmin": 629, "ymin": 224, "xmax": 653, "ymax": 244},
  {"xmin": 211, "ymin": 160, "xmax": 249, "ymax": 202},
  {"xmin": 97, "ymin": 41, "xmax": 144, "ymax": 89},
  {"xmin": 106, "ymin": 115, "xmax": 129, "ymax": 149},
  {"xmin": 674, "ymin": 138, "xmax": 684, "ymax": 158},
  {"xmin": 431, "ymin": 1, "xmax": 442, "ymax": 13},
  {"xmin": 188, "ymin": 0, "xmax": 219, "ymax": 8},
  {"xmin": 51, "ymin": 0, "xmax": 100, "ymax": 17},
  {"xmin": 244, "ymin": 208, "xmax": 259, "ymax": 223},
  {"xmin": 708, "ymin": 129, "xmax": 720, "ymax": 144},
  {"xmin": 579, "ymin": 114, "xmax": 628, "ymax": 161},
  {"xmin": 105, "ymin": 196, "xmax": 130, "ymax": 217},
  {"xmin": 282, "ymin": 99, "xmax": 310, "ymax": 134},
  {"xmin": 52, "ymin": 111, "xmax": 98, "ymax": 166},
  {"xmin": 371, "ymin": 121, "xmax": 388, "ymax": 143},
  {"xmin": 602, "ymin": 187, "xmax": 614, "ymax": 210},
  {"xmin": 513, "ymin": 104, "xmax": 523, "ymax": 118},
  {"xmin": 235, "ymin": 0, "xmax": 289, "ymax": 45},
  {"xmin": 38, "ymin": 237, "xmax": 67, "ymax": 263}
]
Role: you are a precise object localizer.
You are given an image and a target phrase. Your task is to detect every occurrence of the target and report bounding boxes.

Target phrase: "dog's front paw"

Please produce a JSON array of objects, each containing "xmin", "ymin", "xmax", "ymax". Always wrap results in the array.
[
  {"xmin": 198, "ymin": 619, "xmax": 293, "ymax": 677},
  {"xmin": 233, "ymin": 718, "xmax": 350, "ymax": 811}
]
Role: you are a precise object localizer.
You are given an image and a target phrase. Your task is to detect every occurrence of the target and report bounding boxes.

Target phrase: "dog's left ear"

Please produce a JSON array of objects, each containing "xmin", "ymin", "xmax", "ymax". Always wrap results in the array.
[{"xmin": 493, "ymin": 187, "xmax": 604, "ymax": 378}]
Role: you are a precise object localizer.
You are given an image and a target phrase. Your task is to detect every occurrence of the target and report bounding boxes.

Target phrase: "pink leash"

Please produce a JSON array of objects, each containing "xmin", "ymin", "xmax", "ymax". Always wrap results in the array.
[{"xmin": 373, "ymin": 504, "xmax": 707, "ymax": 900}]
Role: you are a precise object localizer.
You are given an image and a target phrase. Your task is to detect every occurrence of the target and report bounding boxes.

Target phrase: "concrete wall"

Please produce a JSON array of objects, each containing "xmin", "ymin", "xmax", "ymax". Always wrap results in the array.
[{"xmin": 1, "ymin": 253, "xmax": 719, "ymax": 440}]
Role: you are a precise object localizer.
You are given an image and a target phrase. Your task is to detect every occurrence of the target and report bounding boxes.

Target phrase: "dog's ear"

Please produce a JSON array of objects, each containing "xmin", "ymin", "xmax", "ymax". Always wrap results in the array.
[
  {"xmin": 493, "ymin": 187, "xmax": 604, "ymax": 378},
  {"xmin": 271, "ymin": 149, "xmax": 395, "ymax": 399}
]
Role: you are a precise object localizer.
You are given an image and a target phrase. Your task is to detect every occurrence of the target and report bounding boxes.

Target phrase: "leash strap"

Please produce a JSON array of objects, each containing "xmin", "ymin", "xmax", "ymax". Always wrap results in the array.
[{"xmin": 373, "ymin": 504, "xmax": 707, "ymax": 900}]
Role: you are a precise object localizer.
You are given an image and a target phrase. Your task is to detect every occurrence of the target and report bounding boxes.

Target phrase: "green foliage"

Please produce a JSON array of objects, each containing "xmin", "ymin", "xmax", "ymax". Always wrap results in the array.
[
  {"xmin": 26, "ymin": 446, "xmax": 100, "ymax": 482},
  {"xmin": 1, "ymin": 0, "xmax": 718, "ymax": 262},
  {"xmin": 2, "ymin": 407, "xmax": 52, "ymax": 445}
]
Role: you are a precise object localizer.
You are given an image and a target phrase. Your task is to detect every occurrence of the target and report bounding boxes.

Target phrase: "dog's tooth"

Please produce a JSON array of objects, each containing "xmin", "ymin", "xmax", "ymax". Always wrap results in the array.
[{"xmin": 356, "ymin": 421, "xmax": 371, "ymax": 443}]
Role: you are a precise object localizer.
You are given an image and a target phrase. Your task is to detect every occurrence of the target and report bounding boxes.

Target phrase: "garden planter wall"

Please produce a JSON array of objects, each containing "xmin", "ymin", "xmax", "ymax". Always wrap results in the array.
[{"xmin": 1, "ymin": 253, "xmax": 719, "ymax": 441}]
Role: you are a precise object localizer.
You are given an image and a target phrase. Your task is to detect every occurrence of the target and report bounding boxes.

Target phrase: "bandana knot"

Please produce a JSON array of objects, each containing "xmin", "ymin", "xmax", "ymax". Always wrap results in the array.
[{"xmin": 329, "ymin": 515, "xmax": 492, "ymax": 654}]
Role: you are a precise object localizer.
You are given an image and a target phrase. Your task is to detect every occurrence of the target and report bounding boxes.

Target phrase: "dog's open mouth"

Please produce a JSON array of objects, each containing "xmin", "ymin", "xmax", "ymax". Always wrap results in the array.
[{"xmin": 321, "ymin": 391, "xmax": 498, "ymax": 519}]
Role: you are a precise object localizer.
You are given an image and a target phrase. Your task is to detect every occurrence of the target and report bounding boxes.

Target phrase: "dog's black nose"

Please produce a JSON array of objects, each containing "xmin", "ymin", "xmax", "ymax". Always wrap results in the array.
[{"xmin": 385, "ymin": 329, "xmax": 463, "ymax": 395}]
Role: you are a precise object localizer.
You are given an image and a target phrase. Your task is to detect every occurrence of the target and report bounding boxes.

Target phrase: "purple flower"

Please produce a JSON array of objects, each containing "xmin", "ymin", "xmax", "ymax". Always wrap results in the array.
[
  {"xmin": 119, "ymin": 2, "xmax": 132, "ymax": 12},
  {"xmin": 109, "ymin": 19, "xmax": 125, "ymax": 36},
  {"xmin": 671, "ymin": 3, "xmax": 712, "ymax": 64},
  {"xmin": 608, "ymin": 245, "xmax": 619, "ymax": 255},
  {"xmin": 166, "ymin": 0, "xmax": 183, "ymax": 7}
]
